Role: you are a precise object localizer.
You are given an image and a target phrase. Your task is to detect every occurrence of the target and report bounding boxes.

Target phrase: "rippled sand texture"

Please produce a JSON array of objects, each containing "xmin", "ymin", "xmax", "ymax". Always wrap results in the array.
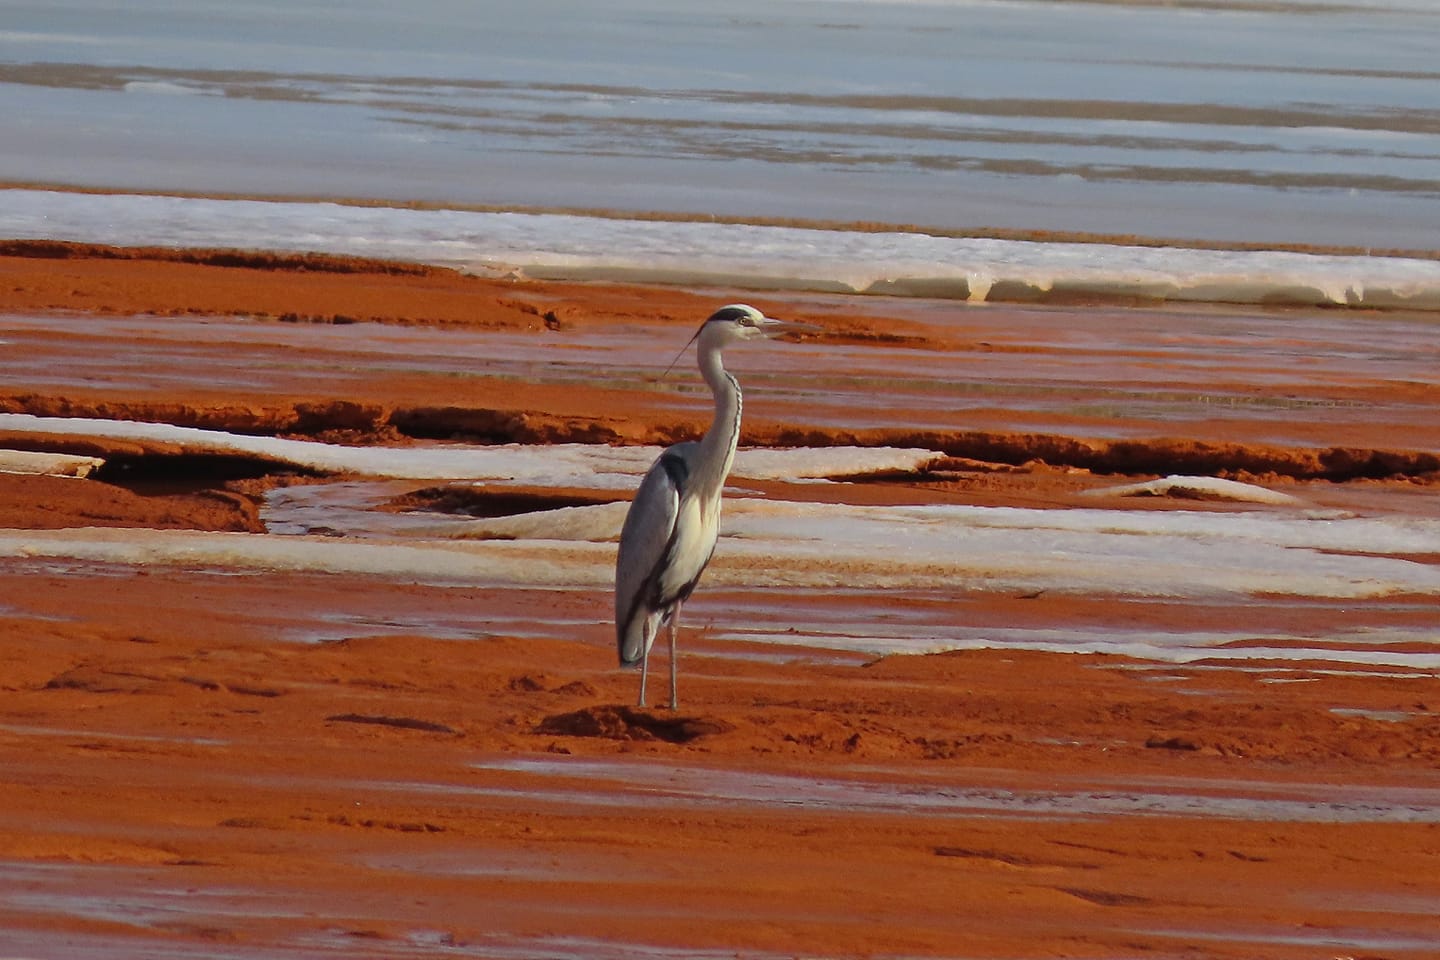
[{"xmin": 1, "ymin": 246, "xmax": 1438, "ymax": 958}]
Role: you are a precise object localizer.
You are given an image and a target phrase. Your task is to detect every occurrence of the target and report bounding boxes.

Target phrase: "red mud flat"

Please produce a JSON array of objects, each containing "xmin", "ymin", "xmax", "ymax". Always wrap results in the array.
[{"xmin": 1, "ymin": 242, "xmax": 1439, "ymax": 959}]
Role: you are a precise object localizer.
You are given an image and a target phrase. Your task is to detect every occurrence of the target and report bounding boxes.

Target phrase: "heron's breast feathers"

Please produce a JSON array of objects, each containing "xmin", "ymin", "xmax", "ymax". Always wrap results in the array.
[{"xmin": 654, "ymin": 493, "xmax": 719, "ymax": 603}]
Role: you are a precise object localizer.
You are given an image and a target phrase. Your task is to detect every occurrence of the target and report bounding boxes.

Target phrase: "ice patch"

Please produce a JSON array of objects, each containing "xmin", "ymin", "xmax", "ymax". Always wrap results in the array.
[
  {"xmin": 5, "ymin": 190, "xmax": 1440, "ymax": 311},
  {"xmin": 0, "ymin": 413, "xmax": 938, "ymax": 483},
  {"xmin": 712, "ymin": 628, "xmax": 1440, "ymax": 672},
  {"xmin": 449, "ymin": 503, "xmax": 630, "ymax": 542},
  {"xmin": 723, "ymin": 446, "xmax": 944, "ymax": 481},
  {"xmin": 2, "ymin": 416, "xmax": 1436, "ymax": 666},
  {"xmin": 1084, "ymin": 475, "xmax": 1303, "ymax": 505},
  {"xmin": 3, "ymin": 494, "xmax": 1439, "ymax": 604},
  {"xmin": 0, "ymin": 527, "xmax": 616, "ymax": 588},
  {"xmin": 0, "ymin": 449, "xmax": 104, "ymax": 478},
  {"xmin": 122, "ymin": 80, "xmax": 204, "ymax": 96}
]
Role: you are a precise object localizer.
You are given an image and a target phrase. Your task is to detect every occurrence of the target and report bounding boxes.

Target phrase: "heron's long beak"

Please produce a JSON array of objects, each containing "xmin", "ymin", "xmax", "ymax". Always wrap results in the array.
[{"xmin": 759, "ymin": 317, "xmax": 823, "ymax": 339}]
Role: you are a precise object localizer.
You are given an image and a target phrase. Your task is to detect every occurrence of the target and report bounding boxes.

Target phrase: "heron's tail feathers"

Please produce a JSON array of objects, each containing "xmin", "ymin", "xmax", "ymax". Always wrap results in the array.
[{"xmin": 617, "ymin": 608, "xmax": 665, "ymax": 667}]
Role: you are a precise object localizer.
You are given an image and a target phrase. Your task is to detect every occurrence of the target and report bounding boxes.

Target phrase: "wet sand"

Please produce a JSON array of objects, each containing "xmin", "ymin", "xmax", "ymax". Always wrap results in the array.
[{"xmin": 1, "ymin": 243, "xmax": 1438, "ymax": 958}]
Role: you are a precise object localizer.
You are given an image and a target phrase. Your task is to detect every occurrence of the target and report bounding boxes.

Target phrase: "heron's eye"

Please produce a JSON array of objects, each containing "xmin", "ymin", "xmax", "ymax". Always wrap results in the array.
[{"xmin": 738, "ymin": 315, "xmax": 755, "ymax": 327}]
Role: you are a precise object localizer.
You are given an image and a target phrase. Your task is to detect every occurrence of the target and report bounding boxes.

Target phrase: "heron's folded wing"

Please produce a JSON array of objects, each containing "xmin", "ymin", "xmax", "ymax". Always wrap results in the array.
[{"xmin": 615, "ymin": 451, "xmax": 686, "ymax": 640}]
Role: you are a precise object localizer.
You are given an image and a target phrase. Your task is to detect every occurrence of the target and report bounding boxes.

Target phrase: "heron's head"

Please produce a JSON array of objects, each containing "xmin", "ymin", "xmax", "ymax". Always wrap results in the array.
[
  {"xmin": 700, "ymin": 304, "xmax": 796, "ymax": 346},
  {"xmin": 661, "ymin": 303, "xmax": 816, "ymax": 377}
]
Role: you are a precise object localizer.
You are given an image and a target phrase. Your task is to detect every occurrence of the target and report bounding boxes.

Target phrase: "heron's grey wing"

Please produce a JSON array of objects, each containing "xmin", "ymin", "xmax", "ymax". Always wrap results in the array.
[{"xmin": 615, "ymin": 447, "xmax": 691, "ymax": 664}]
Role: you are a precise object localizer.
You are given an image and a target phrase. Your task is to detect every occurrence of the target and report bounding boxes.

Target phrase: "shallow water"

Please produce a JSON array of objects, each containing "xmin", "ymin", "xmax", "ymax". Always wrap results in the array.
[
  {"xmin": 4, "ymin": 0, "xmax": 1440, "ymax": 249},
  {"xmin": 0, "ymin": 860, "xmax": 786, "ymax": 960},
  {"xmin": 8, "ymin": 303, "xmax": 1440, "ymax": 445},
  {"xmin": 474, "ymin": 756, "xmax": 1440, "ymax": 823}
]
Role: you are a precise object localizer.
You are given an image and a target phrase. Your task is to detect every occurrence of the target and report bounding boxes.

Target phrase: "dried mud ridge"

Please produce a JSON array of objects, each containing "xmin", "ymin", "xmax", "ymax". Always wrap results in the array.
[
  {"xmin": 5, "ymin": 392, "xmax": 1440, "ymax": 486},
  {"xmin": 0, "ymin": 239, "xmax": 443, "ymax": 277}
]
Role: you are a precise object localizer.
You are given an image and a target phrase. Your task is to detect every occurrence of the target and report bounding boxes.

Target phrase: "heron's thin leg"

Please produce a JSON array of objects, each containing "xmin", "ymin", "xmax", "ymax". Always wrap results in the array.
[
  {"xmin": 668, "ymin": 602, "xmax": 681, "ymax": 711},
  {"xmin": 638, "ymin": 641, "xmax": 649, "ymax": 709}
]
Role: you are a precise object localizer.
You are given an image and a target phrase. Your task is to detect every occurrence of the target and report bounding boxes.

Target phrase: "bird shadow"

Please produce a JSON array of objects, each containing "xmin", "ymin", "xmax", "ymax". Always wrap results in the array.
[{"xmin": 536, "ymin": 705, "xmax": 734, "ymax": 744}]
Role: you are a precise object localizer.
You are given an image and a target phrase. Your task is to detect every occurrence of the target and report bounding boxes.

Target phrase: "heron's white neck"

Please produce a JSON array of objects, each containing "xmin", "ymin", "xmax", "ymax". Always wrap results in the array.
[{"xmin": 693, "ymin": 339, "xmax": 742, "ymax": 497}]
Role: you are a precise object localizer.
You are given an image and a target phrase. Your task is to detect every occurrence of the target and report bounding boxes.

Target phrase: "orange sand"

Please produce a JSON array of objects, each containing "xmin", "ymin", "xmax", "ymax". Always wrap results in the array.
[{"xmin": 0, "ymin": 243, "xmax": 1437, "ymax": 958}]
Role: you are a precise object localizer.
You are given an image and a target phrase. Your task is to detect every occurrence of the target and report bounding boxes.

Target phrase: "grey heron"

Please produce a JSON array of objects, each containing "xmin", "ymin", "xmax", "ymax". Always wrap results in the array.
[{"xmin": 615, "ymin": 303, "xmax": 809, "ymax": 709}]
